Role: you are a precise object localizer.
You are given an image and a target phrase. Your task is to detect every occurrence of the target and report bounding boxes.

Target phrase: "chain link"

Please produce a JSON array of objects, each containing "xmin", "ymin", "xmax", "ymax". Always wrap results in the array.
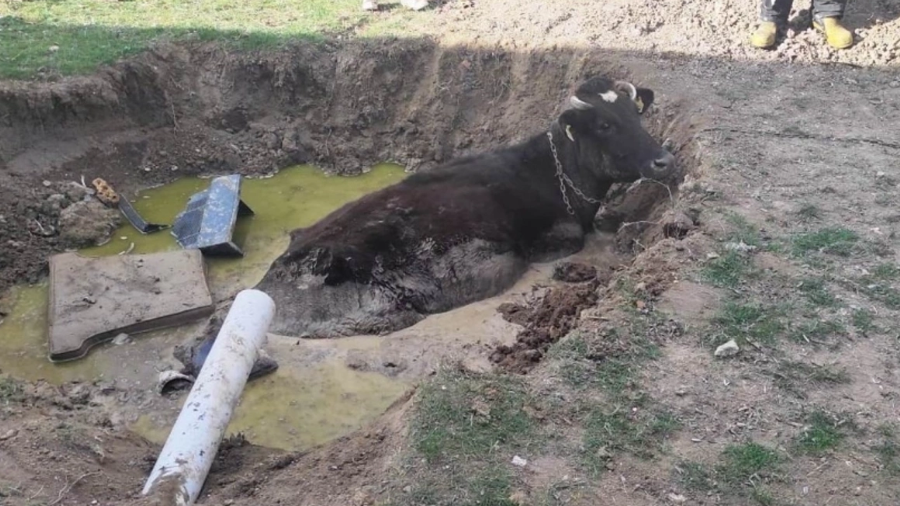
[{"xmin": 546, "ymin": 131, "xmax": 601, "ymax": 216}]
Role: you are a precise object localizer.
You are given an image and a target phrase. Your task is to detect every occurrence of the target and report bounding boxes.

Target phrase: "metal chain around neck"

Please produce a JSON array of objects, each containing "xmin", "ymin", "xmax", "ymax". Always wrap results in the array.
[{"xmin": 546, "ymin": 131, "xmax": 601, "ymax": 215}]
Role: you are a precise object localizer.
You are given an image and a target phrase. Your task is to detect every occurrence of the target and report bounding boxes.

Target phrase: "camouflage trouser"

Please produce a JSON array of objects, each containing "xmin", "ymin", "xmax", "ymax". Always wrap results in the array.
[{"xmin": 759, "ymin": 0, "xmax": 846, "ymax": 22}]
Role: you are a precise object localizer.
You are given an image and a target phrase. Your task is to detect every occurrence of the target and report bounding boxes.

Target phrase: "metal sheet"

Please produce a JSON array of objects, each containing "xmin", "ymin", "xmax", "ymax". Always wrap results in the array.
[{"xmin": 171, "ymin": 175, "xmax": 255, "ymax": 256}]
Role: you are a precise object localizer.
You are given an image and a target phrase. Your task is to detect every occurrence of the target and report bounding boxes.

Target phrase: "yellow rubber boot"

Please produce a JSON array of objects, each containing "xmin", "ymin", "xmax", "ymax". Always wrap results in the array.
[
  {"xmin": 750, "ymin": 21, "xmax": 778, "ymax": 49},
  {"xmin": 813, "ymin": 17, "xmax": 854, "ymax": 49}
]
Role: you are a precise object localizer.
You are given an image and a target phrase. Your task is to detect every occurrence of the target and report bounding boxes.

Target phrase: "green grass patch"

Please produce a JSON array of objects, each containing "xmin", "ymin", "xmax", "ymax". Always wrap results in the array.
[
  {"xmin": 702, "ymin": 250, "xmax": 752, "ymax": 288},
  {"xmin": 872, "ymin": 263, "xmax": 900, "ymax": 280},
  {"xmin": 677, "ymin": 461, "xmax": 716, "ymax": 492},
  {"xmin": 780, "ymin": 361, "xmax": 850, "ymax": 385},
  {"xmin": 792, "ymin": 227, "xmax": 859, "ymax": 257},
  {"xmin": 411, "ymin": 371, "xmax": 540, "ymax": 464},
  {"xmin": 0, "ymin": 376, "xmax": 23, "ymax": 403},
  {"xmin": 858, "ymin": 281, "xmax": 900, "ymax": 310},
  {"xmin": 401, "ymin": 466, "xmax": 518, "ymax": 506},
  {"xmin": 581, "ymin": 406, "xmax": 679, "ymax": 474},
  {"xmin": 711, "ymin": 301, "xmax": 785, "ymax": 347},
  {"xmin": 875, "ymin": 424, "xmax": 900, "ymax": 475},
  {"xmin": 751, "ymin": 487, "xmax": 776, "ymax": 506},
  {"xmin": 718, "ymin": 442, "xmax": 781, "ymax": 485},
  {"xmin": 851, "ymin": 308, "xmax": 876, "ymax": 334},
  {"xmin": 771, "ymin": 361, "xmax": 850, "ymax": 398},
  {"xmin": 724, "ymin": 212, "xmax": 762, "ymax": 247},
  {"xmin": 797, "ymin": 277, "xmax": 837, "ymax": 307},
  {"xmin": 396, "ymin": 371, "xmax": 546, "ymax": 506},
  {"xmin": 548, "ymin": 328, "xmax": 659, "ymax": 393},
  {"xmin": 0, "ymin": 0, "xmax": 373, "ymax": 79},
  {"xmin": 795, "ymin": 411, "xmax": 847, "ymax": 454},
  {"xmin": 787, "ymin": 319, "xmax": 846, "ymax": 344},
  {"xmin": 796, "ymin": 203, "xmax": 822, "ymax": 221}
]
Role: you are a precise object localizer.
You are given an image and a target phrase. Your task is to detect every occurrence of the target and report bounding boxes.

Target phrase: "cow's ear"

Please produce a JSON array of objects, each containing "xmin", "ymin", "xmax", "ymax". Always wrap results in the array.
[
  {"xmin": 559, "ymin": 109, "xmax": 589, "ymax": 142},
  {"xmin": 634, "ymin": 88, "xmax": 654, "ymax": 115}
]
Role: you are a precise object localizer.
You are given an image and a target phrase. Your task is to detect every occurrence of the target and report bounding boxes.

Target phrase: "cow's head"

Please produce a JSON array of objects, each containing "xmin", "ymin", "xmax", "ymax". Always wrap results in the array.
[{"xmin": 557, "ymin": 77, "xmax": 675, "ymax": 182}]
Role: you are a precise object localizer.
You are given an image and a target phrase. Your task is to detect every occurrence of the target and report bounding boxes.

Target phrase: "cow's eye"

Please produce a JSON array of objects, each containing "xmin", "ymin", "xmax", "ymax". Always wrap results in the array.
[{"xmin": 598, "ymin": 123, "xmax": 611, "ymax": 132}]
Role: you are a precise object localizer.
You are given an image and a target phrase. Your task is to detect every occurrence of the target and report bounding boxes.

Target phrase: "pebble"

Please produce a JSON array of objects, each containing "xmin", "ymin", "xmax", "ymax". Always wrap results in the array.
[
  {"xmin": 0, "ymin": 429, "xmax": 18, "ymax": 441},
  {"xmin": 511, "ymin": 455, "xmax": 527, "ymax": 467},
  {"xmin": 112, "ymin": 333, "xmax": 131, "ymax": 345},
  {"xmin": 715, "ymin": 339, "xmax": 740, "ymax": 357},
  {"xmin": 42, "ymin": 180, "xmax": 52, "ymax": 187}
]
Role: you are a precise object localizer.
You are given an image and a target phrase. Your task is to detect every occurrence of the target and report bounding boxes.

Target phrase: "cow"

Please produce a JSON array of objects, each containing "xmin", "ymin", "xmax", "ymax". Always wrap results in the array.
[{"xmin": 254, "ymin": 76, "xmax": 676, "ymax": 338}]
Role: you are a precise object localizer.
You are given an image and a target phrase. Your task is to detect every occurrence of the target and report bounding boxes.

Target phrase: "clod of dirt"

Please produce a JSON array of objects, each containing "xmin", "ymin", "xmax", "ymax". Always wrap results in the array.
[
  {"xmin": 552, "ymin": 261, "xmax": 598, "ymax": 283},
  {"xmin": 491, "ymin": 280, "xmax": 600, "ymax": 373},
  {"xmin": 662, "ymin": 209, "xmax": 699, "ymax": 239},
  {"xmin": 57, "ymin": 199, "xmax": 122, "ymax": 248}
]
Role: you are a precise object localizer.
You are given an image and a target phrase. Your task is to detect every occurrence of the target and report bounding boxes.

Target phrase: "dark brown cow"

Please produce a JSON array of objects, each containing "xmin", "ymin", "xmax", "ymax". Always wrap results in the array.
[{"xmin": 255, "ymin": 76, "xmax": 675, "ymax": 338}]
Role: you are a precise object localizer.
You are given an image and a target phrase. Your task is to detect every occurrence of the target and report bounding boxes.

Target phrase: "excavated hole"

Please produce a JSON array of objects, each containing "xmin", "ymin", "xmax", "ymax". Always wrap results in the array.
[{"xmin": 0, "ymin": 38, "xmax": 701, "ymax": 449}]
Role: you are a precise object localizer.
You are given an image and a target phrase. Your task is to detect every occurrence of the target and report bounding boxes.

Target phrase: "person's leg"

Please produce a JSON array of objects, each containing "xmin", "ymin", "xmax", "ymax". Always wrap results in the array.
[
  {"xmin": 811, "ymin": 0, "xmax": 853, "ymax": 49},
  {"xmin": 751, "ymin": 0, "xmax": 794, "ymax": 48}
]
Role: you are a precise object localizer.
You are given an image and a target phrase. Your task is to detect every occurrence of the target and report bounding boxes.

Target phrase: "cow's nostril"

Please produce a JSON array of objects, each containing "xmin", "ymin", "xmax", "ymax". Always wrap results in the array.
[{"xmin": 654, "ymin": 152, "xmax": 674, "ymax": 168}]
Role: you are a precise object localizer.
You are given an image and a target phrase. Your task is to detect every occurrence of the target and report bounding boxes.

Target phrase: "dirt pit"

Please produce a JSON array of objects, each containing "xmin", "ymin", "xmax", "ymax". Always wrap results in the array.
[{"xmin": 0, "ymin": 33, "xmax": 700, "ymax": 504}]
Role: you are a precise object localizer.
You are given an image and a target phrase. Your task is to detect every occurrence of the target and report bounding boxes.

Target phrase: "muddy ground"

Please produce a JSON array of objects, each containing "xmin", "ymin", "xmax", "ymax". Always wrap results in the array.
[{"xmin": 1, "ymin": 0, "xmax": 900, "ymax": 504}]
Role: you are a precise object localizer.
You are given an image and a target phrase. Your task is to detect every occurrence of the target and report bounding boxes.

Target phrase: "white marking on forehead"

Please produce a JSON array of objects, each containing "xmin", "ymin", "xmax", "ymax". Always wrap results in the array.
[{"xmin": 599, "ymin": 90, "xmax": 618, "ymax": 103}]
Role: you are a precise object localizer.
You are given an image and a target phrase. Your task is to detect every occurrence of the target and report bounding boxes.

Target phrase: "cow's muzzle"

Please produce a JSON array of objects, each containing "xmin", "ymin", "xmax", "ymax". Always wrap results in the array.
[{"xmin": 641, "ymin": 150, "xmax": 676, "ymax": 179}]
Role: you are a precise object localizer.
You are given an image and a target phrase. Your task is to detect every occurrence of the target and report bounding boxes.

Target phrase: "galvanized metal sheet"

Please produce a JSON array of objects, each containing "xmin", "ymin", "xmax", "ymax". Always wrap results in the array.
[{"xmin": 171, "ymin": 175, "xmax": 254, "ymax": 256}]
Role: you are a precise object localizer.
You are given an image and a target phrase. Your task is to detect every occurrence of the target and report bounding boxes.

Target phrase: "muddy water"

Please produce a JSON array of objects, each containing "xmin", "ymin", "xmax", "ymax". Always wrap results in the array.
[{"xmin": 0, "ymin": 164, "xmax": 412, "ymax": 451}]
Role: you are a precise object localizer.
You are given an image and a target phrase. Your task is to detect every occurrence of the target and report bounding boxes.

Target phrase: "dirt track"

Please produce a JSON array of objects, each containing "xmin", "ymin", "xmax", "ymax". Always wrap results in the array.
[{"xmin": 1, "ymin": 0, "xmax": 899, "ymax": 505}]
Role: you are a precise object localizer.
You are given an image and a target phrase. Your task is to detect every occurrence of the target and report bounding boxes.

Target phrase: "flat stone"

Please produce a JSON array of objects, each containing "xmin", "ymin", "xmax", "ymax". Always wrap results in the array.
[
  {"xmin": 714, "ymin": 339, "xmax": 740, "ymax": 357},
  {"xmin": 48, "ymin": 250, "xmax": 214, "ymax": 362}
]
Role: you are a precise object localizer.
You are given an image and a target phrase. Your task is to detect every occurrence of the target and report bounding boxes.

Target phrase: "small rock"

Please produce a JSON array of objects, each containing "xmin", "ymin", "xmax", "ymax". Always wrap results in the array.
[
  {"xmin": 49, "ymin": 45, "xmax": 60, "ymax": 53},
  {"xmin": 511, "ymin": 455, "xmax": 527, "ymax": 467},
  {"xmin": 0, "ymin": 429, "xmax": 18, "ymax": 441},
  {"xmin": 668, "ymin": 493, "xmax": 687, "ymax": 503},
  {"xmin": 508, "ymin": 491, "xmax": 528, "ymax": 505},
  {"xmin": 715, "ymin": 339, "xmax": 740, "ymax": 357},
  {"xmin": 42, "ymin": 180, "xmax": 53, "ymax": 187},
  {"xmin": 112, "ymin": 333, "xmax": 131, "ymax": 345},
  {"xmin": 706, "ymin": 252, "xmax": 720, "ymax": 260},
  {"xmin": 402, "ymin": 485, "xmax": 412, "ymax": 494}
]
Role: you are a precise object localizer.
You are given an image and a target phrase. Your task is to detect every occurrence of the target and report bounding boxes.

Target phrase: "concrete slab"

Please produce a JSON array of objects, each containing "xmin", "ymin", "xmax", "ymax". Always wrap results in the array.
[{"xmin": 47, "ymin": 250, "xmax": 214, "ymax": 362}]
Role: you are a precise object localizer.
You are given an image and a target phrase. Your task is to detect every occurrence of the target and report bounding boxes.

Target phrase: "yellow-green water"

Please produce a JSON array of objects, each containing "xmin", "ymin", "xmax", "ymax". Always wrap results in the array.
[
  {"xmin": 0, "ymin": 163, "xmax": 410, "ymax": 450},
  {"xmin": 132, "ymin": 363, "xmax": 410, "ymax": 451}
]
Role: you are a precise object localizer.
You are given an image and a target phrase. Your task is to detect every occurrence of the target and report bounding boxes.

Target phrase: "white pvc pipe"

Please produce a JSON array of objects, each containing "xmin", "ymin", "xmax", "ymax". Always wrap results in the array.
[{"xmin": 141, "ymin": 289, "xmax": 276, "ymax": 506}]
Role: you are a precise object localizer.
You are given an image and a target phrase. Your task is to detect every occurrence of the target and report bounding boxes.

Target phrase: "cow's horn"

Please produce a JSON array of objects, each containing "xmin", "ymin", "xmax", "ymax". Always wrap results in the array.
[
  {"xmin": 570, "ymin": 95, "xmax": 593, "ymax": 110},
  {"xmin": 614, "ymin": 81, "xmax": 638, "ymax": 101}
]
